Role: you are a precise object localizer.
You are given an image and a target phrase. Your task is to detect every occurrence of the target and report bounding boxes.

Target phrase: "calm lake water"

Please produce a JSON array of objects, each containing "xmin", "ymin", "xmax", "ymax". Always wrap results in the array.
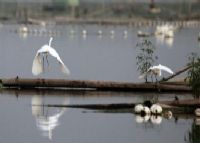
[
  {"xmin": 0, "ymin": 89, "xmax": 198, "ymax": 143},
  {"xmin": 0, "ymin": 24, "xmax": 199, "ymax": 143},
  {"xmin": 0, "ymin": 24, "xmax": 199, "ymax": 81}
]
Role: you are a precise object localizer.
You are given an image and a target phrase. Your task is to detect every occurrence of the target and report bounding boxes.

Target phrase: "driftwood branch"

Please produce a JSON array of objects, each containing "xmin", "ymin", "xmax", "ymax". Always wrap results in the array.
[
  {"xmin": 160, "ymin": 99, "xmax": 200, "ymax": 108},
  {"xmin": 161, "ymin": 65, "xmax": 192, "ymax": 82}
]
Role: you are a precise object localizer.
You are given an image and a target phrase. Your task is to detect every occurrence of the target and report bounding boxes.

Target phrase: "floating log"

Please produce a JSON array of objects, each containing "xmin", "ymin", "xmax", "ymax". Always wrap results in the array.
[{"xmin": 0, "ymin": 78, "xmax": 191, "ymax": 92}]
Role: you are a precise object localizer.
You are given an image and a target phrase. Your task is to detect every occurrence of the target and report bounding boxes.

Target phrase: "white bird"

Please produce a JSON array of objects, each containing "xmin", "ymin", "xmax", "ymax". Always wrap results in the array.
[
  {"xmin": 110, "ymin": 30, "xmax": 115, "ymax": 35},
  {"xmin": 123, "ymin": 30, "xmax": 128, "ymax": 35},
  {"xmin": 139, "ymin": 64, "xmax": 174, "ymax": 82},
  {"xmin": 134, "ymin": 104, "xmax": 150, "ymax": 116},
  {"xmin": 98, "ymin": 30, "xmax": 102, "ymax": 35},
  {"xmin": 164, "ymin": 30, "xmax": 174, "ymax": 38},
  {"xmin": 137, "ymin": 30, "xmax": 150, "ymax": 37},
  {"xmin": 19, "ymin": 25, "xmax": 28, "ymax": 33},
  {"xmin": 143, "ymin": 106, "xmax": 151, "ymax": 115},
  {"xmin": 150, "ymin": 104, "xmax": 162, "ymax": 114},
  {"xmin": 134, "ymin": 104, "xmax": 144, "ymax": 114},
  {"xmin": 32, "ymin": 37, "xmax": 70, "ymax": 76},
  {"xmin": 82, "ymin": 30, "xmax": 87, "ymax": 35}
]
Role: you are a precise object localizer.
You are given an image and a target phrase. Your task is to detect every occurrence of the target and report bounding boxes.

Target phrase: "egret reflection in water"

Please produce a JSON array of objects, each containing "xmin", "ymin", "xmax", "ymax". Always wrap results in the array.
[
  {"xmin": 31, "ymin": 95, "xmax": 70, "ymax": 140},
  {"xmin": 155, "ymin": 34, "xmax": 174, "ymax": 47},
  {"xmin": 154, "ymin": 24, "xmax": 179, "ymax": 47}
]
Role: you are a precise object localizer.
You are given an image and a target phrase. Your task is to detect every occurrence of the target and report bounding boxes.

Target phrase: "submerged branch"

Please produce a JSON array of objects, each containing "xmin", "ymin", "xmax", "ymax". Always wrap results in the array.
[{"xmin": 34, "ymin": 99, "xmax": 200, "ymax": 110}]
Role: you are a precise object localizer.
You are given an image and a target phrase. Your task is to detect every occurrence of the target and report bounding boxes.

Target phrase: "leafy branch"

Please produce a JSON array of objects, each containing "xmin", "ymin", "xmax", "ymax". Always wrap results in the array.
[
  {"xmin": 186, "ymin": 52, "xmax": 200, "ymax": 98},
  {"xmin": 136, "ymin": 39, "xmax": 157, "ymax": 82}
]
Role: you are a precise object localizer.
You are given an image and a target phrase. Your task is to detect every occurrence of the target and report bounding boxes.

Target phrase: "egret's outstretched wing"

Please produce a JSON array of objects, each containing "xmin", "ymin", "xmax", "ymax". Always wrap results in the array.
[
  {"xmin": 159, "ymin": 64, "xmax": 173, "ymax": 74},
  {"xmin": 32, "ymin": 53, "xmax": 43, "ymax": 76},
  {"xmin": 48, "ymin": 47, "xmax": 70, "ymax": 75},
  {"xmin": 59, "ymin": 62, "xmax": 70, "ymax": 75}
]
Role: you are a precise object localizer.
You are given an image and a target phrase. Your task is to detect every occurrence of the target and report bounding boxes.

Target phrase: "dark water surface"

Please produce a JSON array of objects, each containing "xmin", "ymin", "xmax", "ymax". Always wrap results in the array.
[
  {"xmin": 0, "ymin": 90, "xmax": 198, "ymax": 143},
  {"xmin": 0, "ymin": 24, "xmax": 199, "ymax": 143}
]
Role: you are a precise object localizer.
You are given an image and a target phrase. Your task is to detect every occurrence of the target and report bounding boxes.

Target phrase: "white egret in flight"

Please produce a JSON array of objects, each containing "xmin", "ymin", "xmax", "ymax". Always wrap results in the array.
[
  {"xmin": 32, "ymin": 37, "xmax": 70, "ymax": 76},
  {"xmin": 139, "ymin": 64, "xmax": 173, "ymax": 82}
]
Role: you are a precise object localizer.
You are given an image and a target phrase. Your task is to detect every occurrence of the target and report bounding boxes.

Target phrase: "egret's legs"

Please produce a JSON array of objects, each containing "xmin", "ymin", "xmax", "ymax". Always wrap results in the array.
[
  {"xmin": 155, "ymin": 74, "xmax": 160, "ymax": 91},
  {"xmin": 151, "ymin": 74, "xmax": 154, "ymax": 83},
  {"xmin": 42, "ymin": 56, "xmax": 45, "ymax": 72},
  {"xmin": 46, "ymin": 55, "xmax": 49, "ymax": 70},
  {"xmin": 155, "ymin": 74, "xmax": 158, "ymax": 83}
]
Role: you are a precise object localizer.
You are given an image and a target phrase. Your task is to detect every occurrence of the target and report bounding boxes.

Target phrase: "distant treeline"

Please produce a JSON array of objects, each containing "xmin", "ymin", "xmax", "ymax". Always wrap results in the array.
[{"xmin": 0, "ymin": 1, "xmax": 200, "ymax": 23}]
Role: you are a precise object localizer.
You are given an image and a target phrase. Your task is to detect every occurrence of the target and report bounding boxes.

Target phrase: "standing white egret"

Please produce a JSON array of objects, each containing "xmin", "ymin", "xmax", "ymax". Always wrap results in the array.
[
  {"xmin": 110, "ymin": 30, "xmax": 115, "ymax": 39},
  {"xmin": 123, "ymin": 30, "xmax": 128, "ymax": 38},
  {"xmin": 32, "ymin": 37, "xmax": 70, "ymax": 76},
  {"xmin": 139, "ymin": 64, "xmax": 173, "ymax": 82}
]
